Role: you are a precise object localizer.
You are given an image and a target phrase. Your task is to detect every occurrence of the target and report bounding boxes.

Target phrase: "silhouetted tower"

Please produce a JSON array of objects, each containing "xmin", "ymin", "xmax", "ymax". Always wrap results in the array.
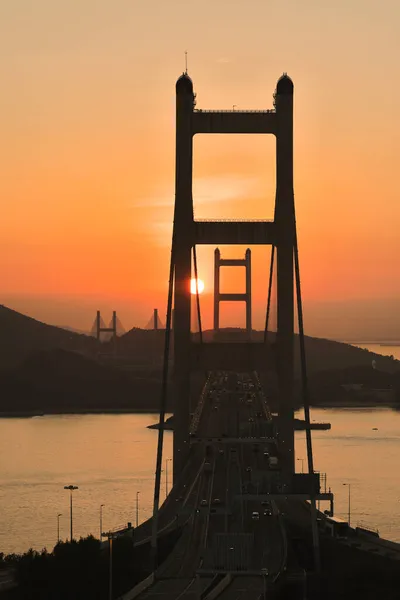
[
  {"xmin": 96, "ymin": 310, "xmax": 117, "ymax": 354},
  {"xmin": 214, "ymin": 248, "xmax": 252, "ymax": 337},
  {"xmin": 173, "ymin": 72, "xmax": 296, "ymax": 479},
  {"xmin": 153, "ymin": 308, "xmax": 159, "ymax": 331}
]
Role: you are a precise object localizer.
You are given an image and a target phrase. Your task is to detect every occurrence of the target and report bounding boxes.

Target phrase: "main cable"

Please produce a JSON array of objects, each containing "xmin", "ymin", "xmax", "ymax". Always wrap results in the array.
[
  {"xmin": 264, "ymin": 245, "xmax": 275, "ymax": 343},
  {"xmin": 151, "ymin": 231, "xmax": 175, "ymax": 570},
  {"xmin": 293, "ymin": 222, "xmax": 320, "ymax": 573},
  {"xmin": 192, "ymin": 244, "xmax": 203, "ymax": 343},
  {"xmin": 293, "ymin": 230, "xmax": 314, "ymax": 475}
]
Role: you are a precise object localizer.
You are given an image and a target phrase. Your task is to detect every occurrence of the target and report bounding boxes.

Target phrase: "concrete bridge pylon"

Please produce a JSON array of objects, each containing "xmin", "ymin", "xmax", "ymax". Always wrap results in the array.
[{"xmin": 172, "ymin": 72, "xmax": 296, "ymax": 480}]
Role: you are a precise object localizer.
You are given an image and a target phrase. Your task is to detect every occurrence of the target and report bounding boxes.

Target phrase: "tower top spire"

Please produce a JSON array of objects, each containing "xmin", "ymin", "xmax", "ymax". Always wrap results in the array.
[
  {"xmin": 276, "ymin": 73, "xmax": 294, "ymax": 95},
  {"xmin": 176, "ymin": 72, "xmax": 193, "ymax": 94}
]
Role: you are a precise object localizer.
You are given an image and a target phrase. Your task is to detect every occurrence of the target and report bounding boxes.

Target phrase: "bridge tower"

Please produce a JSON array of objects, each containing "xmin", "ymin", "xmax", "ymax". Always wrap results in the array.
[
  {"xmin": 213, "ymin": 247, "xmax": 252, "ymax": 338},
  {"xmin": 95, "ymin": 310, "xmax": 117, "ymax": 342},
  {"xmin": 172, "ymin": 73, "xmax": 295, "ymax": 480}
]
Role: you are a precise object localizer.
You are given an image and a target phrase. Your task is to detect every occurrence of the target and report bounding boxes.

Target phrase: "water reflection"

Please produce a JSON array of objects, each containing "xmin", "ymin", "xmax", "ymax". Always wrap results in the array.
[{"xmin": 0, "ymin": 408, "xmax": 399, "ymax": 554}]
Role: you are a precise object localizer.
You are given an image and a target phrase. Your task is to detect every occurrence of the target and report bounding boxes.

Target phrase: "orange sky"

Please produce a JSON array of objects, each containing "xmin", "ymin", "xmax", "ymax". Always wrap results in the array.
[{"xmin": 1, "ymin": 0, "xmax": 400, "ymax": 339}]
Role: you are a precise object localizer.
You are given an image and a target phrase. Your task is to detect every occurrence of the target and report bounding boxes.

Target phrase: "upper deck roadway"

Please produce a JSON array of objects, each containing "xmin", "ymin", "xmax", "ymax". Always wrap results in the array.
[{"xmin": 134, "ymin": 370, "xmax": 291, "ymax": 599}]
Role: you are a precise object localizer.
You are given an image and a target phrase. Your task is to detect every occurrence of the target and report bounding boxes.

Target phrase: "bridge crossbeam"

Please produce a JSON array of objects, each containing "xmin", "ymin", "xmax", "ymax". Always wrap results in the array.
[{"xmin": 190, "ymin": 342, "xmax": 272, "ymax": 372}]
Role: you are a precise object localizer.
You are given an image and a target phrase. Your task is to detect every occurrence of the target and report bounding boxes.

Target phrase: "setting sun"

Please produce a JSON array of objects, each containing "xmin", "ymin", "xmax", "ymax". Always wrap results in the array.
[{"xmin": 190, "ymin": 278, "xmax": 205, "ymax": 295}]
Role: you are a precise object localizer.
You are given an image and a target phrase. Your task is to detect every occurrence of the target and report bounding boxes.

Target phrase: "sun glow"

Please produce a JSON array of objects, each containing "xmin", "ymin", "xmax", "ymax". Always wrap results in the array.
[{"xmin": 190, "ymin": 278, "xmax": 205, "ymax": 295}]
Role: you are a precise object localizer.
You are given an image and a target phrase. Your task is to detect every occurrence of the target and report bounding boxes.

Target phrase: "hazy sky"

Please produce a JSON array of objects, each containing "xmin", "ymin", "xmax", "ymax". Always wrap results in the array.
[{"xmin": 1, "ymin": 0, "xmax": 400, "ymax": 338}]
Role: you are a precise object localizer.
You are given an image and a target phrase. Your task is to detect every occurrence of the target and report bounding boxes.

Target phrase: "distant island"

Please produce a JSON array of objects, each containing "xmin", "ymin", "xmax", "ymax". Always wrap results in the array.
[{"xmin": 0, "ymin": 304, "xmax": 399, "ymax": 416}]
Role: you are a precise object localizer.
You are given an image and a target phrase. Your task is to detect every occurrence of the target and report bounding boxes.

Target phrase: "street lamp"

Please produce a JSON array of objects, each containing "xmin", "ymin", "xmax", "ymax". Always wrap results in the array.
[
  {"xmin": 297, "ymin": 458, "xmax": 304, "ymax": 473},
  {"xmin": 100, "ymin": 504, "xmax": 105, "ymax": 539},
  {"xmin": 57, "ymin": 513, "xmax": 62, "ymax": 543},
  {"xmin": 102, "ymin": 531, "xmax": 115, "ymax": 600},
  {"xmin": 64, "ymin": 485, "xmax": 79, "ymax": 541},
  {"xmin": 136, "ymin": 491, "xmax": 140, "ymax": 528},
  {"xmin": 261, "ymin": 567, "xmax": 269, "ymax": 599},
  {"xmin": 343, "ymin": 483, "xmax": 351, "ymax": 526},
  {"xmin": 165, "ymin": 458, "xmax": 172, "ymax": 498}
]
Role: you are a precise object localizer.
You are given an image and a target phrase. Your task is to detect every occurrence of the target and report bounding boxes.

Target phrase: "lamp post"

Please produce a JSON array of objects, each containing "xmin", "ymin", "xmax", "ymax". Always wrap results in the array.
[
  {"xmin": 297, "ymin": 458, "xmax": 304, "ymax": 473},
  {"xmin": 261, "ymin": 567, "xmax": 268, "ymax": 599},
  {"xmin": 165, "ymin": 458, "xmax": 172, "ymax": 498},
  {"xmin": 102, "ymin": 531, "xmax": 115, "ymax": 600},
  {"xmin": 100, "ymin": 504, "xmax": 105, "ymax": 539},
  {"xmin": 343, "ymin": 483, "xmax": 351, "ymax": 526},
  {"xmin": 57, "ymin": 513, "xmax": 62, "ymax": 543},
  {"xmin": 64, "ymin": 485, "xmax": 79, "ymax": 541},
  {"xmin": 136, "ymin": 491, "xmax": 140, "ymax": 528}
]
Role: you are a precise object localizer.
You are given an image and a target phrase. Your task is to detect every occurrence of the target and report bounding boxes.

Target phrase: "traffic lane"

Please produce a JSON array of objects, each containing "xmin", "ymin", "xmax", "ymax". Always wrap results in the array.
[
  {"xmin": 275, "ymin": 496, "xmax": 312, "ymax": 530},
  {"xmin": 217, "ymin": 575, "xmax": 264, "ymax": 600},
  {"xmin": 137, "ymin": 577, "xmax": 196, "ymax": 600},
  {"xmin": 242, "ymin": 499, "xmax": 284, "ymax": 576},
  {"xmin": 157, "ymin": 481, "xmax": 214, "ymax": 580}
]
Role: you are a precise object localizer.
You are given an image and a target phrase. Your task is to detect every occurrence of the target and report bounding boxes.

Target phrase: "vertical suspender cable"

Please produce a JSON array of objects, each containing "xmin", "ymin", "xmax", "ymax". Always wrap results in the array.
[
  {"xmin": 264, "ymin": 245, "xmax": 275, "ymax": 343},
  {"xmin": 193, "ymin": 244, "xmax": 203, "ymax": 343},
  {"xmin": 293, "ymin": 226, "xmax": 321, "ymax": 573},
  {"xmin": 151, "ymin": 234, "xmax": 175, "ymax": 570},
  {"xmin": 293, "ymin": 230, "xmax": 314, "ymax": 474}
]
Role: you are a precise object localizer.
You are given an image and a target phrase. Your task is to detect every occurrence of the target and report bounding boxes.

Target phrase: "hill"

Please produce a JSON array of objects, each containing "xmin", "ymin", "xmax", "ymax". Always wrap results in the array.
[
  {"xmin": 1, "ymin": 306, "xmax": 399, "ymax": 413},
  {"xmin": 0, "ymin": 349, "xmax": 170, "ymax": 414},
  {"xmin": 115, "ymin": 327, "xmax": 399, "ymax": 376},
  {"xmin": 0, "ymin": 305, "xmax": 99, "ymax": 369}
]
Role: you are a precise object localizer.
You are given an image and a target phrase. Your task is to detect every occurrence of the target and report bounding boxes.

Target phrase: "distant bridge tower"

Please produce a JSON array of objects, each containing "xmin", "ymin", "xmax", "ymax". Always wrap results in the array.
[
  {"xmin": 95, "ymin": 310, "xmax": 117, "ymax": 342},
  {"xmin": 172, "ymin": 72, "xmax": 296, "ymax": 480},
  {"xmin": 214, "ymin": 248, "xmax": 252, "ymax": 338},
  {"xmin": 144, "ymin": 309, "xmax": 165, "ymax": 330}
]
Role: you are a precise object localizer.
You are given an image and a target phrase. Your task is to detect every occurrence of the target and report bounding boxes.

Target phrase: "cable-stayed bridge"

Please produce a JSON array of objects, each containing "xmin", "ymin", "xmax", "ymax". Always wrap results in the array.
[{"xmin": 90, "ymin": 311, "xmax": 126, "ymax": 340}]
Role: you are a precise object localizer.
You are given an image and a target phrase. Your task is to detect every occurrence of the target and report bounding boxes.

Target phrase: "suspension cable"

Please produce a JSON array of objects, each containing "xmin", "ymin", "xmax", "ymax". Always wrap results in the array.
[
  {"xmin": 293, "ymin": 230, "xmax": 314, "ymax": 475},
  {"xmin": 264, "ymin": 245, "xmax": 275, "ymax": 343},
  {"xmin": 193, "ymin": 244, "xmax": 203, "ymax": 343},
  {"xmin": 293, "ymin": 224, "xmax": 321, "ymax": 574},
  {"xmin": 151, "ymin": 232, "xmax": 175, "ymax": 569}
]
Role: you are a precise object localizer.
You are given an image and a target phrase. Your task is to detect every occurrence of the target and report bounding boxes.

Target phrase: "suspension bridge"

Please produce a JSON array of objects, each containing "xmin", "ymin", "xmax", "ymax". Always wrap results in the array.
[
  {"xmin": 100, "ymin": 73, "xmax": 400, "ymax": 600},
  {"xmin": 114, "ymin": 72, "xmax": 324, "ymax": 600}
]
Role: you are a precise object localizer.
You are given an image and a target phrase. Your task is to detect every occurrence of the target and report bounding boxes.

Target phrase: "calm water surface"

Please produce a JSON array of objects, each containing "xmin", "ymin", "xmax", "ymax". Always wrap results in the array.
[
  {"xmin": 353, "ymin": 342, "xmax": 400, "ymax": 360},
  {"xmin": 0, "ymin": 414, "xmax": 172, "ymax": 554},
  {"xmin": 0, "ymin": 408, "xmax": 399, "ymax": 553}
]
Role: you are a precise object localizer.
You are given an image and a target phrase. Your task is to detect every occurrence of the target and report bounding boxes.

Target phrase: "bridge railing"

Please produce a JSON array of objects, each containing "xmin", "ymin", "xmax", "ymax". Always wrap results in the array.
[
  {"xmin": 189, "ymin": 372, "xmax": 212, "ymax": 435},
  {"xmin": 356, "ymin": 521, "xmax": 379, "ymax": 535},
  {"xmin": 194, "ymin": 109, "xmax": 275, "ymax": 114},
  {"xmin": 115, "ymin": 573, "xmax": 155, "ymax": 600},
  {"xmin": 195, "ymin": 218, "xmax": 273, "ymax": 223}
]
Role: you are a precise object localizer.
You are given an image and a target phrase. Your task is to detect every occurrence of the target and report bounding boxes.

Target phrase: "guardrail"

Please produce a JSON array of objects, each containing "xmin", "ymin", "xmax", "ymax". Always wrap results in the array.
[
  {"xmin": 116, "ymin": 572, "xmax": 155, "ymax": 600},
  {"xmin": 203, "ymin": 573, "xmax": 232, "ymax": 600},
  {"xmin": 194, "ymin": 109, "xmax": 275, "ymax": 114},
  {"xmin": 356, "ymin": 522, "xmax": 379, "ymax": 535},
  {"xmin": 195, "ymin": 218, "xmax": 273, "ymax": 223},
  {"xmin": 189, "ymin": 372, "xmax": 212, "ymax": 435},
  {"xmin": 200, "ymin": 574, "xmax": 224, "ymax": 599}
]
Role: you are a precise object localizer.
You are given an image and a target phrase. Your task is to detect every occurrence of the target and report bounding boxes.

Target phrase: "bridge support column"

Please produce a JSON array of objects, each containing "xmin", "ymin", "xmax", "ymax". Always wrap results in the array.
[
  {"xmin": 275, "ymin": 76, "xmax": 295, "ymax": 479},
  {"xmin": 173, "ymin": 74, "xmax": 195, "ymax": 481},
  {"xmin": 213, "ymin": 248, "xmax": 252, "ymax": 339}
]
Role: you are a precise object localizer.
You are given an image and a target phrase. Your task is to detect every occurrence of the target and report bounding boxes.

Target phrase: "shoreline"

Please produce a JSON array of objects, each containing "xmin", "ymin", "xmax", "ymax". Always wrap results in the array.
[
  {"xmin": 310, "ymin": 401, "xmax": 399, "ymax": 409},
  {"xmin": 0, "ymin": 402, "xmax": 399, "ymax": 419},
  {"xmin": 0, "ymin": 408, "xmax": 166, "ymax": 418}
]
